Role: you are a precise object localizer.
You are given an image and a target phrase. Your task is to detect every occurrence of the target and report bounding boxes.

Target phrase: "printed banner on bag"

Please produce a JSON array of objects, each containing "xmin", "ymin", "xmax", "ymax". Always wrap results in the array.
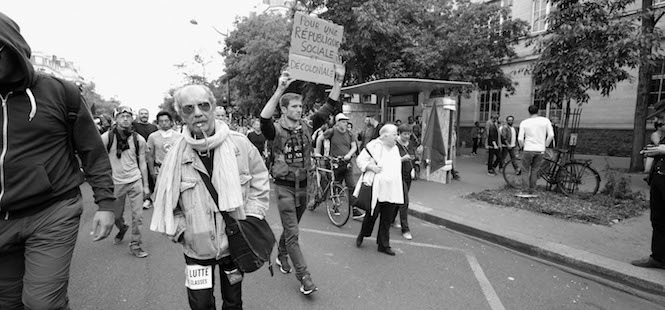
[{"xmin": 185, "ymin": 265, "xmax": 213, "ymax": 290}]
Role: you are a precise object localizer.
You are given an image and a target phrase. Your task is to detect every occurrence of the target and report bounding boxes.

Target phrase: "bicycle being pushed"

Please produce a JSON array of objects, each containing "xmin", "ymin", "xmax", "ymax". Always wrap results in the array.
[
  {"xmin": 309, "ymin": 156, "xmax": 351, "ymax": 227},
  {"xmin": 502, "ymin": 148, "xmax": 600, "ymax": 198}
]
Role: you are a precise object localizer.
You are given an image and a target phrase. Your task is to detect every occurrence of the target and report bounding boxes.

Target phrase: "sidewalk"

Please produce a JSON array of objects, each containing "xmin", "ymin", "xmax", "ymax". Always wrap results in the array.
[{"xmin": 405, "ymin": 148, "xmax": 665, "ymax": 300}]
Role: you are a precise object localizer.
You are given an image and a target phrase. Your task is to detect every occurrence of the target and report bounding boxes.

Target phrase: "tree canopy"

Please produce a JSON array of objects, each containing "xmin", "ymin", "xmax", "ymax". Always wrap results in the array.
[
  {"xmin": 529, "ymin": 0, "xmax": 655, "ymax": 105},
  {"xmin": 223, "ymin": 14, "xmax": 292, "ymax": 116},
  {"xmin": 318, "ymin": 0, "xmax": 529, "ymax": 92}
]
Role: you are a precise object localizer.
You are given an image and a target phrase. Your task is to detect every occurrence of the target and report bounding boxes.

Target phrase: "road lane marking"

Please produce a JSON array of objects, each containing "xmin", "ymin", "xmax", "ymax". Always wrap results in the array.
[{"xmin": 299, "ymin": 227, "xmax": 506, "ymax": 310}]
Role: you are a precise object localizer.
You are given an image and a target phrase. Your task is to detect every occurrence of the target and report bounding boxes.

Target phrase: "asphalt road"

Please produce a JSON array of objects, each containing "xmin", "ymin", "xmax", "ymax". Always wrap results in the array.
[{"xmin": 67, "ymin": 184, "xmax": 662, "ymax": 310}]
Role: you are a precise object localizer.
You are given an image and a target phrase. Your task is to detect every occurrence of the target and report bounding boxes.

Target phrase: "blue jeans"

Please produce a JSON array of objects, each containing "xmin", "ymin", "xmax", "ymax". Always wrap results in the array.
[
  {"xmin": 0, "ymin": 195, "xmax": 83, "ymax": 310},
  {"xmin": 275, "ymin": 184, "xmax": 310, "ymax": 280},
  {"xmin": 521, "ymin": 151, "xmax": 544, "ymax": 193}
]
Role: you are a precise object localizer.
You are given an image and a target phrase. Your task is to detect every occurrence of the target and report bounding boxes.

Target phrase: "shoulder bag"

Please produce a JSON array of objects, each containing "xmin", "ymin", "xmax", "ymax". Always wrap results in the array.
[
  {"xmin": 197, "ymin": 170, "xmax": 276, "ymax": 275},
  {"xmin": 353, "ymin": 147, "xmax": 376, "ymax": 212}
]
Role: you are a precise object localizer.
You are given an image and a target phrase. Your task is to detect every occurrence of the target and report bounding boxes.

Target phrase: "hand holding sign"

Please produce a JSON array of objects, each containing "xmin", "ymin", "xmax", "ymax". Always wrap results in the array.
[
  {"xmin": 277, "ymin": 71, "xmax": 295, "ymax": 92},
  {"xmin": 334, "ymin": 62, "xmax": 345, "ymax": 83}
]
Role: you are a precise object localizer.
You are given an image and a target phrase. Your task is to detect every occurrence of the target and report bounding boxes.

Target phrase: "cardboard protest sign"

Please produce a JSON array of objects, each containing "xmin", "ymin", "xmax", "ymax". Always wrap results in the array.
[{"xmin": 288, "ymin": 12, "xmax": 343, "ymax": 85}]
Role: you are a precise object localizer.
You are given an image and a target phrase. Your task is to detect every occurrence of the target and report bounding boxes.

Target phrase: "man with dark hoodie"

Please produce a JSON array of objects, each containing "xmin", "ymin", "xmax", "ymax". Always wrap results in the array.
[{"xmin": 0, "ymin": 12, "xmax": 116, "ymax": 309}]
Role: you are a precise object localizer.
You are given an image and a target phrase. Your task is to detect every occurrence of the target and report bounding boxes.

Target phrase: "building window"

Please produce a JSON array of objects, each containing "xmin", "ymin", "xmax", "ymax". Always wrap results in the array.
[
  {"xmin": 655, "ymin": 0, "xmax": 665, "ymax": 6},
  {"xmin": 479, "ymin": 89, "xmax": 501, "ymax": 122},
  {"xmin": 650, "ymin": 60, "xmax": 665, "ymax": 109},
  {"xmin": 532, "ymin": 0, "xmax": 549, "ymax": 33},
  {"xmin": 533, "ymin": 87, "xmax": 563, "ymax": 123}
]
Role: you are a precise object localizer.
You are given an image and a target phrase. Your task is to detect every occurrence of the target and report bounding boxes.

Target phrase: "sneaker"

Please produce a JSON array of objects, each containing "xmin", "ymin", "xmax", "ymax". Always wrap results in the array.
[
  {"xmin": 487, "ymin": 170, "xmax": 496, "ymax": 176},
  {"xmin": 275, "ymin": 256, "xmax": 292, "ymax": 274},
  {"xmin": 299, "ymin": 275, "xmax": 318, "ymax": 295},
  {"xmin": 142, "ymin": 199, "xmax": 152, "ymax": 209},
  {"xmin": 516, "ymin": 169, "xmax": 522, "ymax": 176},
  {"xmin": 129, "ymin": 246, "xmax": 149, "ymax": 258},
  {"xmin": 352, "ymin": 208, "xmax": 365, "ymax": 220},
  {"xmin": 631, "ymin": 257, "xmax": 665, "ymax": 269},
  {"xmin": 113, "ymin": 224, "xmax": 129, "ymax": 245},
  {"xmin": 392, "ymin": 221, "xmax": 401, "ymax": 229},
  {"xmin": 402, "ymin": 232, "xmax": 413, "ymax": 240},
  {"xmin": 333, "ymin": 206, "xmax": 341, "ymax": 216}
]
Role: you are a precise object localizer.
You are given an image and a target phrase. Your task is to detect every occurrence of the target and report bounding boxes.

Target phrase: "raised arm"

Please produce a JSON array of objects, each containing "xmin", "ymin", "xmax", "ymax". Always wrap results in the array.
[
  {"xmin": 310, "ymin": 64, "xmax": 346, "ymax": 131},
  {"xmin": 260, "ymin": 71, "xmax": 294, "ymax": 120}
]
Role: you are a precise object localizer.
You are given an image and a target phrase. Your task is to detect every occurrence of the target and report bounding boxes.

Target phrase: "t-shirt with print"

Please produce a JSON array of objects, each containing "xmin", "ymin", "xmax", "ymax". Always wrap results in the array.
[
  {"xmin": 147, "ymin": 129, "xmax": 182, "ymax": 165},
  {"xmin": 323, "ymin": 127, "xmax": 353, "ymax": 157}
]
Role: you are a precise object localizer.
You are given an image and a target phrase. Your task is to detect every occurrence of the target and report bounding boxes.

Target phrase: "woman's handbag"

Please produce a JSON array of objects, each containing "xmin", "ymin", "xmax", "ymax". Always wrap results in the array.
[
  {"xmin": 354, "ymin": 148, "xmax": 376, "ymax": 212},
  {"xmin": 197, "ymin": 170, "xmax": 276, "ymax": 274}
]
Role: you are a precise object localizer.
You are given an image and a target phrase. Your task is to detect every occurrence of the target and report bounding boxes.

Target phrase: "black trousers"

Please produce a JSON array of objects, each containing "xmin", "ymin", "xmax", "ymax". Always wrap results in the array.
[
  {"xmin": 359, "ymin": 202, "xmax": 398, "ymax": 249},
  {"xmin": 185, "ymin": 255, "xmax": 243, "ymax": 310},
  {"xmin": 472, "ymin": 138, "xmax": 480, "ymax": 153},
  {"xmin": 392, "ymin": 180, "xmax": 411, "ymax": 233},
  {"xmin": 487, "ymin": 148, "xmax": 502, "ymax": 172},
  {"xmin": 650, "ymin": 175, "xmax": 665, "ymax": 263}
]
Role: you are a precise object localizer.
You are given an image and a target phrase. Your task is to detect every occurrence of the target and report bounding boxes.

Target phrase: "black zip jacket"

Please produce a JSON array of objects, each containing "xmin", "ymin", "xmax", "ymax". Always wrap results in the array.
[{"xmin": 0, "ymin": 12, "xmax": 115, "ymax": 218}]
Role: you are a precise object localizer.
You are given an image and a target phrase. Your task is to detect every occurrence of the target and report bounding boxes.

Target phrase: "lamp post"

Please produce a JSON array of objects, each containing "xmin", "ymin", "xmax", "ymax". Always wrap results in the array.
[{"xmin": 189, "ymin": 18, "xmax": 231, "ymax": 107}]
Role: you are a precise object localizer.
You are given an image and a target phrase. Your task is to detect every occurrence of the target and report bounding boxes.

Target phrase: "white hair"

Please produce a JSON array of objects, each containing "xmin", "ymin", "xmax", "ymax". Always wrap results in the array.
[
  {"xmin": 173, "ymin": 84, "xmax": 217, "ymax": 114},
  {"xmin": 379, "ymin": 124, "xmax": 397, "ymax": 136}
]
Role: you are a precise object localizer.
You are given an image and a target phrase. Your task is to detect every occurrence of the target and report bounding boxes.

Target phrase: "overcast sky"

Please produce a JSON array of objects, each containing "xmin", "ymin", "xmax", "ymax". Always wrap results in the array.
[{"xmin": 3, "ymin": 0, "xmax": 257, "ymax": 118}]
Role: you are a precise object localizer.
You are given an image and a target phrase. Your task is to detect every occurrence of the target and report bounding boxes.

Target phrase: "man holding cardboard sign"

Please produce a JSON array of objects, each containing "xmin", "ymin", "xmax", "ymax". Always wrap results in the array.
[{"xmin": 260, "ymin": 63, "xmax": 345, "ymax": 295}]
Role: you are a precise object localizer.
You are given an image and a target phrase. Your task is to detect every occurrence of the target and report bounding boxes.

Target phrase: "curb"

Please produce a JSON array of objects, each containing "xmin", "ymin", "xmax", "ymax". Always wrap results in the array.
[{"xmin": 408, "ymin": 206, "xmax": 665, "ymax": 300}]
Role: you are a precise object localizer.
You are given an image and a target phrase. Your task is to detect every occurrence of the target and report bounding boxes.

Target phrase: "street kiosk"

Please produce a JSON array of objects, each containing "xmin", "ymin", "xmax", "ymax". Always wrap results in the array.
[{"xmin": 339, "ymin": 78, "xmax": 472, "ymax": 184}]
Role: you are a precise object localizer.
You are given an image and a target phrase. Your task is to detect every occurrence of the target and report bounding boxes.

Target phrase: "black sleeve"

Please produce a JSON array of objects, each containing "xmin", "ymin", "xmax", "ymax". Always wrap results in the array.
[
  {"xmin": 371, "ymin": 123, "xmax": 384, "ymax": 140},
  {"xmin": 261, "ymin": 117, "xmax": 276, "ymax": 140},
  {"xmin": 310, "ymin": 97, "xmax": 340, "ymax": 132},
  {"xmin": 72, "ymin": 96, "xmax": 116, "ymax": 212}
]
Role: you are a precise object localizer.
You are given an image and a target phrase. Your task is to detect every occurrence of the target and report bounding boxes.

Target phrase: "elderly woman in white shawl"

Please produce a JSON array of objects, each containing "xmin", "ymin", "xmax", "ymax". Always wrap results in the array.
[{"xmin": 354, "ymin": 124, "xmax": 403, "ymax": 256}]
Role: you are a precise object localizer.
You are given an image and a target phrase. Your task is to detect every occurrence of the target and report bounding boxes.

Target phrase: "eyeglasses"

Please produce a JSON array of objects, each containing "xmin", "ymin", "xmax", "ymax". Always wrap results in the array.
[{"xmin": 181, "ymin": 102, "xmax": 212, "ymax": 115}]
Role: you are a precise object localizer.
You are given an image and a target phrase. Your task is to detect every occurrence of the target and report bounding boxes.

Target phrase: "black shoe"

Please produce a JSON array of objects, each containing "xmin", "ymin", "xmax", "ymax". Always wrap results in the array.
[
  {"xmin": 631, "ymin": 257, "xmax": 665, "ymax": 269},
  {"xmin": 356, "ymin": 234, "xmax": 363, "ymax": 247},
  {"xmin": 378, "ymin": 247, "xmax": 396, "ymax": 256}
]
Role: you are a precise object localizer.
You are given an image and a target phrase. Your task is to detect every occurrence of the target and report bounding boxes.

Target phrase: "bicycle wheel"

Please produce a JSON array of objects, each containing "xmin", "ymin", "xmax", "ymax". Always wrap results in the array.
[
  {"xmin": 326, "ymin": 183, "xmax": 350, "ymax": 227},
  {"xmin": 557, "ymin": 162, "xmax": 601, "ymax": 198},
  {"xmin": 502, "ymin": 158, "xmax": 523, "ymax": 188}
]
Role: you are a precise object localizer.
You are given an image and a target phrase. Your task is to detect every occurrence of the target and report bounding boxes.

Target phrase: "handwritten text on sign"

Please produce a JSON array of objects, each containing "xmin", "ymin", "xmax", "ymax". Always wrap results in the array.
[
  {"xmin": 290, "ymin": 12, "xmax": 343, "ymax": 63},
  {"xmin": 288, "ymin": 53, "xmax": 336, "ymax": 86}
]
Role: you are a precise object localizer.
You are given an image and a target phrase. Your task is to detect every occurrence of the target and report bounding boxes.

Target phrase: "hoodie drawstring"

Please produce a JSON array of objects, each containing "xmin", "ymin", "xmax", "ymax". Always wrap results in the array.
[{"xmin": 25, "ymin": 88, "xmax": 36, "ymax": 122}]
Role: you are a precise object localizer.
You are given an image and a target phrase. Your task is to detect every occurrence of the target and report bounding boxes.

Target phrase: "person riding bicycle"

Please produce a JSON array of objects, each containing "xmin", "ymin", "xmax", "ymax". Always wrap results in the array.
[{"xmin": 314, "ymin": 113, "xmax": 361, "ymax": 219}]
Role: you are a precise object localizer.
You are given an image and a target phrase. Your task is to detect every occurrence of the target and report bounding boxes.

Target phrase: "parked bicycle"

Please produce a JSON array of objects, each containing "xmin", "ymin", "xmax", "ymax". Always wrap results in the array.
[
  {"xmin": 502, "ymin": 148, "xmax": 600, "ymax": 198},
  {"xmin": 309, "ymin": 156, "xmax": 351, "ymax": 227}
]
